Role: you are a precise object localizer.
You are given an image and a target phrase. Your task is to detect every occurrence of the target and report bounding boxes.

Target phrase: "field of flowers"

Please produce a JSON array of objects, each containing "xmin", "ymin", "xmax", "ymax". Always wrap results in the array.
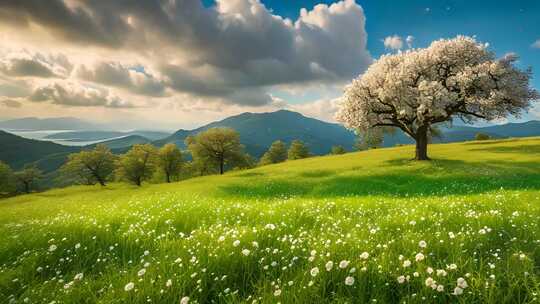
[{"xmin": 1, "ymin": 138, "xmax": 540, "ymax": 304}]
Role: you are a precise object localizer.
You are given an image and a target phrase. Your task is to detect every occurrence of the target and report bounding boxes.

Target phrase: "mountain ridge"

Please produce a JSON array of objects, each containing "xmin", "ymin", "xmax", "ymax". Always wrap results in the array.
[{"xmin": 155, "ymin": 110, "xmax": 356, "ymax": 156}]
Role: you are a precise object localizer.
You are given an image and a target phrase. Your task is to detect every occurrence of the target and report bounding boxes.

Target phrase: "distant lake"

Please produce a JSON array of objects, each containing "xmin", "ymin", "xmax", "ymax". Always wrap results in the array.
[{"xmin": 5, "ymin": 130, "xmax": 118, "ymax": 146}]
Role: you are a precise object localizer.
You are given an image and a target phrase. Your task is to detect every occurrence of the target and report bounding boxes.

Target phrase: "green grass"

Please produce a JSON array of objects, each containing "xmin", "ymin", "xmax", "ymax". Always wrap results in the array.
[{"xmin": 1, "ymin": 138, "xmax": 540, "ymax": 303}]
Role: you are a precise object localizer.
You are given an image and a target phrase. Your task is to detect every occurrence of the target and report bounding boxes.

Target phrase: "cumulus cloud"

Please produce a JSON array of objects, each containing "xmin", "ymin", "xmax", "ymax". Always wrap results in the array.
[
  {"xmin": 0, "ymin": 0, "xmax": 371, "ymax": 108},
  {"xmin": 0, "ymin": 49, "xmax": 72, "ymax": 78},
  {"xmin": 288, "ymin": 97, "xmax": 343, "ymax": 122},
  {"xmin": 0, "ymin": 98, "xmax": 22, "ymax": 108},
  {"xmin": 383, "ymin": 35, "xmax": 403, "ymax": 50},
  {"xmin": 76, "ymin": 62, "xmax": 166, "ymax": 97},
  {"xmin": 406, "ymin": 35, "xmax": 415, "ymax": 48},
  {"xmin": 532, "ymin": 39, "xmax": 540, "ymax": 49},
  {"xmin": 29, "ymin": 82, "xmax": 134, "ymax": 108}
]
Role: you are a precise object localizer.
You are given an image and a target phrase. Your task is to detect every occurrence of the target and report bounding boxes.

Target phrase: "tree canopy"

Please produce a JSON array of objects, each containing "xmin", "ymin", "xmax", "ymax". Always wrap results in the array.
[
  {"xmin": 330, "ymin": 145, "xmax": 346, "ymax": 155},
  {"xmin": 186, "ymin": 128, "xmax": 245, "ymax": 175},
  {"xmin": 287, "ymin": 140, "xmax": 310, "ymax": 160},
  {"xmin": 116, "ymin": 144, "xmax": 158, "ymax": 186},
  {"xmin": 60, "ymin": 144, "xmax": 116, "ymax": 186},
  {"xmin": 259, "ymin": 140, "xmax": 288, "ymax": 165},
  {"xmin": 337, "ymin": 36, "xmax": 538, "ymax": 160},
  {"xmin": 0, "ymin": 161, "xmax": 15, "ymax": 195},
  {"xmin": 158, "ymin": 143, "xmax": 184, "ymax": 183},
  {"xmin": 15, "ymin": 164, "xmax": 43, "ymax": 194}
]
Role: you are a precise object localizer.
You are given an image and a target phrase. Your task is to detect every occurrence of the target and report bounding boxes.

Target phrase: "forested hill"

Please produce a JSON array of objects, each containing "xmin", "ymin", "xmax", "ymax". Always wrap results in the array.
[{"xmin": 154, "ymin": 110, "xmax": 357, "ymax": 157}]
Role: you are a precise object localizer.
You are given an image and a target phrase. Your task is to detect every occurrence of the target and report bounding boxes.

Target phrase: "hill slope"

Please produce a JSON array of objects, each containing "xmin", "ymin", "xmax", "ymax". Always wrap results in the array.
[
  {"xmin": 0, "ymin": 138, "xmax": 539, "ymax": 303},
  {"xmin": 0, "ymin": 130, "xmax": 79, "ymax": 171},
  {"xmin": 87, "ymin": 135, "xmax": 151, "ymax": 149},
  {"xmin": 155, "ymin": 110, "xmax": 357, "ymax": 156}
]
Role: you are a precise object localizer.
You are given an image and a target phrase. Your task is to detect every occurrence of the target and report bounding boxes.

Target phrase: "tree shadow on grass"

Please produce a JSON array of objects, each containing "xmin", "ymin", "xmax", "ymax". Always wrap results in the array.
[
  {"xmin": 469, "ymin": 145, "xmax": 540, "ymax": 154},
  {"xmin": 219, "ymin": 159, "xmax": 540, "ymax": 199},
  {"xmin": 462, "ymin": 138, "xmax": 520, "ymax": 145},
  {"xmin": 234, "ymin": 171, "xmax": 265, "ymax": 178}
]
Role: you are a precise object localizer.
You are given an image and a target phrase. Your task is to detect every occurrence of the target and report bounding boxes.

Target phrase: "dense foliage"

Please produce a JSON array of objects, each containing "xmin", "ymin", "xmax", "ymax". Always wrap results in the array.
[
  {"xmin": 59, "ymin": 144, "xmax": 116, "ymax": 186},
  {"xmin": 259, "ymin": 140, "xmax": 288, "ymax": 165},
  {"xmin": 287, "ymin": 140, "xmax": 310, "ymax": 160},
  {"xmin": 14, "ymin": 164, "xmax": 43, "ymax": 193},
  {"xmin": 157, "ymin": 144, "xmax": 184, "ymax": 183},
  {"xmin": 115, "ymin": 144, "xmax": 158, "ymax": 186},
  {"xmin": 186, "ymin": 128, "xmax": 246, "ymax": 175}
]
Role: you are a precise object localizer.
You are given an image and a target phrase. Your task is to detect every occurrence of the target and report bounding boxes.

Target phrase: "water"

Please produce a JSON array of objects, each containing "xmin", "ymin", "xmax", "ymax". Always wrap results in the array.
[{"xmin": 4, "ymin": 130, "xmax": 123, "ymax": 146}]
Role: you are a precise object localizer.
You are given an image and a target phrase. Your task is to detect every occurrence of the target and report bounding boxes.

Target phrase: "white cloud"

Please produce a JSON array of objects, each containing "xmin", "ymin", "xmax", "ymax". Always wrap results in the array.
[
  {"xmin": 288, "ymin": 97, "xmax": 342, "ymax": 122},
  {"xmin": 75, "ymin": 62, "xmax": 166, "ymax": 97},
  {"xmin": 29, "ymin": 81, "xmax": 135, "ymax": 108},
  {"xmin": 0, "ymin": 0, "xmax": 371, "ymax": 109},
  {"xmin": 0, "ymin": 49, "xmax": 72, "ymax": 78},
  {"xmin": 383, "ymin": 35, "xmax": 403, "ymax": 50},
  {"xmin": 532, "ymin": 39, "xmax": 540, "ymax": 49},
  {"xmin": 406, "ymin": 35, "xmax": 415, "ymax": 48}
]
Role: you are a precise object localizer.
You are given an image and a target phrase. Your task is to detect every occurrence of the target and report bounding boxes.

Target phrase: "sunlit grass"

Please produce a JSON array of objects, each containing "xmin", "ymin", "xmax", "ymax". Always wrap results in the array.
[{"xmin": 1, "ymin": 138, "xmax": 539, "ymax": 303}]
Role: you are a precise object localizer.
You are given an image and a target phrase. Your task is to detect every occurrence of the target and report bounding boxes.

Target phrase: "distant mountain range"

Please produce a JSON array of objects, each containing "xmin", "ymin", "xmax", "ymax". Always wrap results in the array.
[
  {"xmin": 1, "ymin": 110, "xmax": 540, "ymax": 174},
  {"xmin": 155, "ymin": 110, "xmax": 356, "ymax": 156},
  {"xmin": 45, "ymin": 130, "xmax": 170, "ymax": 141},
  {"xmin": 0, "ymin": 117, "xmax": 102, "ymax": 131}
]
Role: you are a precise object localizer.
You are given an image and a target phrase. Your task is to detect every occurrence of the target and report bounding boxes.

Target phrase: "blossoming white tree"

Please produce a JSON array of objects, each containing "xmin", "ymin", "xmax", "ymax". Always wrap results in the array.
[{"xmin": 337, "ymin": 36, "xmax": 538, "ymax": 160}]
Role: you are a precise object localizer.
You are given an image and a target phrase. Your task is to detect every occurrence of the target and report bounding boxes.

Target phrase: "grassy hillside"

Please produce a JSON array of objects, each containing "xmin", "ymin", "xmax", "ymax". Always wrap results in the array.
[{"xmin": 1, "ymin": 138, "xmax": 539, "ymax": 303}]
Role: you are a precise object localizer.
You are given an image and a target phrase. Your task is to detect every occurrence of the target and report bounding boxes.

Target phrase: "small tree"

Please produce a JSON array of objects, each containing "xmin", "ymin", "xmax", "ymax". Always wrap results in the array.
[
  {"xmin": 287, "ymin": 140, "xmax": 310, "ymax": 160},
  {"xmin": 330, "ymin": 145, "xmax": 346, "ymax": 155},
  {"xmin": 259, "ymin": 140, "xmax": 288, "ymax": 165},
  {"xmin": 475, "ymin": 133, "xmax": 491, "ymax": 141},
  {"xmin": 60, "ymin": 144, "xmax": 116, "ymax": 186},
  {"xmin": 0, "ymin": 161, "xmax": 16, "ymax": 196},
  {"xmin": 185, "ymin": 128, "xmax": 244, "ymax": 175},
  {"xmin": 116, "ymin": 144, "xmax": 158, "ymax": 186},
  {"xmin": 15, "ymin": 164, "xmax": 43, "ymax": 194},
  {"xmin": 158, "ymin": 143, "xmax": 184, "ymax": 183},
  {"xmin": 337, "ymin": 36, "xmax": 538, "ymax": 160},
  {"xmin": 355, "ymin": 129, "xmax": 384, "ymax": 150}
]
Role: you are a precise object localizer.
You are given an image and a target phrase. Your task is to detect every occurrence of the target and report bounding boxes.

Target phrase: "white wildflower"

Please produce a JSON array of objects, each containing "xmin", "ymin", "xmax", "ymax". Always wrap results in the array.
[{"xmin": 339, "ymin": 260, "xmax": 350, "ymax": 269}]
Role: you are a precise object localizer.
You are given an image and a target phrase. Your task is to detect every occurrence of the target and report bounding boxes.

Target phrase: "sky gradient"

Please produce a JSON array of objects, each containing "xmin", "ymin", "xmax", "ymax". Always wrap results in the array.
[{"xmin": 0, "ymin": 0, "xmax": 538, "ymax": 130}]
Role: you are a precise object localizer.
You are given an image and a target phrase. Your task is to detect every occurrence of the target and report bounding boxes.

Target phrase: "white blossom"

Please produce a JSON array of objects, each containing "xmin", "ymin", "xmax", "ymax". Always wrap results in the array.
[{"xmin": 337, "ymin": 36, "xmax": 538, "ymax": 160}]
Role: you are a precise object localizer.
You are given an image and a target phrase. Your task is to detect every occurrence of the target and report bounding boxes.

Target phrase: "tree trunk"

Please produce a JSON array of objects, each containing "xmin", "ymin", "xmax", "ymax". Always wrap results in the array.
[
  {"xmin": 219, "ymin": 159, "xmax": 224, "ymax": 175},
  {"xmin": 415, "ymin": 127, "xmax": 430, "ymax": 161},
  {"xmin": 24, "ymin": 181, "xmax": 30, "ymax": 194},
  {"xmin": 135, "ymin": 177, "xmax": 141, "ymax": 186},
  {"xmin": 166, "ymin": 172, "xmax": 171, "ymax": 183},
  {"xmin": 96, "ymin": 175, "xmax": 106, "ymax": 186}
]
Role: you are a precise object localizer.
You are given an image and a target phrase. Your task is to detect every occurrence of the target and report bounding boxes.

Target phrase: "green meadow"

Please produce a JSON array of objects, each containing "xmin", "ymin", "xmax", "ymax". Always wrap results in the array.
[{"xmin": 1, "ymin": 138, "xmax": 539, "ymax": 303}]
